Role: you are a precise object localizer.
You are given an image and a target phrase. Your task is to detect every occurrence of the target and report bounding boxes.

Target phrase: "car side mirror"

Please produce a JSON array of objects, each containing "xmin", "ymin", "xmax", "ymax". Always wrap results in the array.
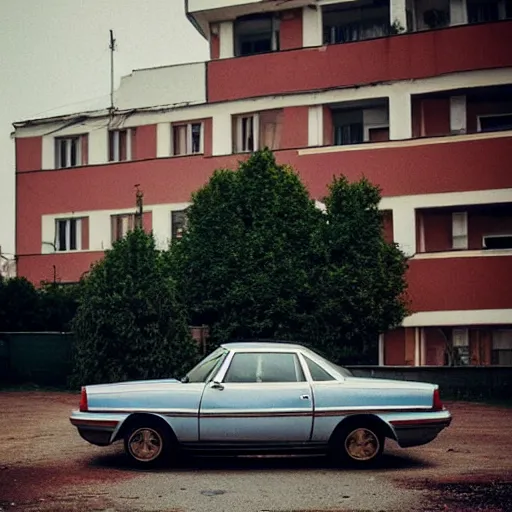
[{"xmin": 181, "ymin": 375, "xmax": 190, "ymax": 383}]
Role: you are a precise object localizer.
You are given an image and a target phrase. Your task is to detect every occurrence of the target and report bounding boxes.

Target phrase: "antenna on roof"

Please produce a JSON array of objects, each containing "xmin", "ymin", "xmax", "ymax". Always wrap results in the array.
[{"xmin": 109, "ymin": 30, "xmax": 116, "ymax": 118}]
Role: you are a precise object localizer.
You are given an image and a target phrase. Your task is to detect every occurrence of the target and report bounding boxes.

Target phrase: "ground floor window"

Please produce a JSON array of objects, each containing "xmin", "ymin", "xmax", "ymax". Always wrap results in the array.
[{"xmin": 491, "ymin": 330, "xmax": 512, "ymax": 365}]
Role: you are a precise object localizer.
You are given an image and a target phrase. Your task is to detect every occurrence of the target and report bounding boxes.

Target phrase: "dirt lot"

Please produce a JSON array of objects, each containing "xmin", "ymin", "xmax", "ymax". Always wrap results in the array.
[{"xmin": 0, "ymin": 392, "xmax": 511, "ymax": 512}]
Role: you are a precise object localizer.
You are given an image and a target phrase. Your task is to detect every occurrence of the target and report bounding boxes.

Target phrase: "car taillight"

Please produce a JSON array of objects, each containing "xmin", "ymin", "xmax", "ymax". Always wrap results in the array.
[
  {"xmin": 79, "ymin": 387, "xmax": 88, "ymax": 412},
  {"xmin": 433, "ymin": 388, "xmax": 443, "ymax": 411}
]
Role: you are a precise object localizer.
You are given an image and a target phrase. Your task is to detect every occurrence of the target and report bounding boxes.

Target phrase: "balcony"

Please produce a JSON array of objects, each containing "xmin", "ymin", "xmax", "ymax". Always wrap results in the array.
[
  {"xmin": 207, "ymin": 20, "xmax": 512, "ymax": 102},
  {"xmin": 412, "ymin": 84, "xmax": 512, "ymax": 138},
  {"xmin": 416, "ymin": 203, "xmax": 512, "ymax": 254}
]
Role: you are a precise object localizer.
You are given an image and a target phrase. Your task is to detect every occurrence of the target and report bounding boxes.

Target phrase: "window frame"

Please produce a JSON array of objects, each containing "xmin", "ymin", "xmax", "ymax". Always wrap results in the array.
[
  {"xmin": 55, "ymin": 136, "xmax": 83, "ymax": 169},
  {"xmin": 221, "ymin": 351, "xmax": 307, "ymax": 384},
  {"xmin": 477, "ymin": 113, "xmax": 512, "ymax": 133},
  {"xmin": 108, "ymin": 128, "xmax": 132, "ymax": 162},
  {"xmin": 171, "ymin": 121, "xmax": 204, "ymax": 156},
  {"xmin": 55, "ymin": 218, "xmax": 82, "ymax": 252},
  {"xmin": 111, "ymin": 213, "xmax": 135, "ymax": 243},
  {"xmin": 171, "ymin": 209, "xmax": 188, "ymax": 240},
  {"xmin": 234, "ymin": 114, "xmax": 259, "ymax": 153},
  {"xmin": 234, "ymin": 14, "xmax": 280, "ymax": 57},
  {"xmin": 482, "ymin": 234, "xmax": 512, "ymax": 250}
]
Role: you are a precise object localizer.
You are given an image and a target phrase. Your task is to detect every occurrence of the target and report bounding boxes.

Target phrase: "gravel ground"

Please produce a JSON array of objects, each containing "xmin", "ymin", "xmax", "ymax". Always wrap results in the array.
[{"xmin": 0, "ymin": 392, "xmax": 511, "ymax": 512}]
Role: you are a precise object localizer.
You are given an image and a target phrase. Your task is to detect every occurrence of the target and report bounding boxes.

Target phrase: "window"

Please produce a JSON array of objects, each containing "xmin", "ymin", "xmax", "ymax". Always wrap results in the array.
[
  {"xmin": 483, "ymin": 234, "xmax": 512, "ymax": 250},
  {"xmin": 172, "ymin": 122, "xmax": 203, "ymax": 156},
  {"xmin": 304, "ymin": 356, "xmax": 336, "ymax": 381},
  {"xmin": 185, "ymin": 348, "xmax": 227, "ymax": 383},
  {"xmin": 171, "ymin": 210, "xmax": 187, "ymax": 240},
  {"xmin": 224, "ymin": 352, "xmax": 305, "ymax": 383},
  {"xmin": 234, "ymin": 115, "xmax": 257, "ymax": 153},
  {"xmin": 55, "ymin": 218, "xmax": 82, "ymax": 251},
  {"xmin": 55, "ymin": 136, "xmax": 85, "ymax": 168},
  {"xmin": 323, "ymin": 1, "xmax": 390, "ymax": 44},
  {"xmin": 478, "ymin": 114, "xmax": 512, "ymax": 133},
  {"xmin": 234, "ymin": 14, "xmax": 280, "ymax": 57},
  {"xmin": 452, "ymin": 212, "xmax": 468, "ymax": 250},
  {"xmin": 108, "ymin": 129, "xmax": 132, "ymax": 162},
  {"xmin": 467, "ymin": 0, "xmax": 500, "ymax": 23},
  {"xmin": 491, "ymin": 330, "xmax": 512, "ymax": 365},
  {"xmin": 334, "ymin": 121, "xmax": 363, "ymax": 146},
  {"xmin": 111, "ymin": 214, "xmax": 135, "ymax": 242},
  {"xmin": 233, "ymin": 110, "xmax": 283, "ymax": 153},
  {"xmin": 452, "ymin": 328, "xmax": 470, "ymax": 366}
]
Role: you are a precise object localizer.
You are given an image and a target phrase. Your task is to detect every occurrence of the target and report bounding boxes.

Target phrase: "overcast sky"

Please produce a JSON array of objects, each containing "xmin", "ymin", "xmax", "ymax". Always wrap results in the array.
[{"xmin": 0, "ymin": 0, "xmax": 208, "ymax": 257}]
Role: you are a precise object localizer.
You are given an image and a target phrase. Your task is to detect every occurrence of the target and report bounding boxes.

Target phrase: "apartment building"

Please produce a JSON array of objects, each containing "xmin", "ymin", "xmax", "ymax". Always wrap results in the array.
[{"xmin": 13, "ymin": 0, "xmax": 512, "ymax": 366}]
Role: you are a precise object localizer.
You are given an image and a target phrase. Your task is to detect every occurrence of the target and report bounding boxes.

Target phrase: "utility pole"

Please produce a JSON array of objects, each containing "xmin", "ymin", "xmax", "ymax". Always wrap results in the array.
[
  {"xmin": 109, "ymin": 29, "xmax": 116, "ymax": 117},
  {"xmin": 134, "ymin": 184, "xmax": 144, "ymax": 229}
]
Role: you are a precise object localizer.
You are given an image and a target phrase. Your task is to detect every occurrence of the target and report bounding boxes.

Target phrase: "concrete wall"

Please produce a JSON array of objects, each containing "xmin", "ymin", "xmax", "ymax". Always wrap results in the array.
[{"xmin": 347, "ymin": 366, "xmax": 512, "ymax": 400}]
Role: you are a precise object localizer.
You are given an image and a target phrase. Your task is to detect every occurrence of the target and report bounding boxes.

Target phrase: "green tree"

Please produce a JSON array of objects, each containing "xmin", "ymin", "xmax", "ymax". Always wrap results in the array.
[
  {"xmin": 171, "ymin": 150, "xmax": 408, "ymax": 363},
  {"xmin": 71, "ymin": 229, "xmax": 198, "ymax": 386},
  {"xmin": 171, "ymin": 149, "xmax": 321, "ymax": 345},
  {"xmin": 0, "ymin": 277, "xmax": 42, "ymax": 331},
  {"xmin": 304, "ymin": 176, "xmax": 409, "ymax": 363},
  {"xmin": 39, "ymin": 282, "xmax": 80, "ymax": 332}
]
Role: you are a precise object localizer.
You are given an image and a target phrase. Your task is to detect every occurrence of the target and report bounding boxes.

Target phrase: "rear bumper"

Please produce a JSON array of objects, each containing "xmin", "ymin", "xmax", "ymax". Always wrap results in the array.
[
  {"xmin": 390, "ymin": 412, "xmax": 452, "ymax": 448},
  {"xmin": 70, "ymin": 411, "xmax": 126, "ymax": 446}
]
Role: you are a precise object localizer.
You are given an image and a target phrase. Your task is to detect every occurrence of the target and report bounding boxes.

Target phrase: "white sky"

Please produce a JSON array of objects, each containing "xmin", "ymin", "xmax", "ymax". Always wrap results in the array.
[{"xmin": 0, "ymin": 0, "xmax": 208, "ymax": 256}]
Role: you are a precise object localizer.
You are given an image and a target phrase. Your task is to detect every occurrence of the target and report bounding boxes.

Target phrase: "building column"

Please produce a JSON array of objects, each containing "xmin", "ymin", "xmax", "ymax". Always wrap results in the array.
[
  {"xmin": 219, "ymin": 21, "xmax": 234, "ymax": 59},
  {"xmin": 156, "ymin": 123, "xmax": 171, "ymax": 158},
  {"xmin": 41, "ymin": 135, "xmax": 54, "ymax": 170},
  {"xmin": 378, "ymin": 334, "xmax": 385, "ymax": 366},
  {"xmin": 308, "ymin": 105, "xmax": 323, "ymax": 147},
  {"xmin": 414, "ymin": 328, "xmax": 421, "ymax": 366},
  {"xmin": 450, "ymin": 0, "xmax": 468, "ymax": 26},
  {"xmin": 392, "ymin": 206, "xmax": 416, "ymax": 256},
  {"xmin": 390, "ymin": 0, "xmax": 408, "ymax": 31},
  {"xmin": 302, "ymin": 6, "xmax": 322, "ymax": 47},
  {"xmin": 450, "ymin": 95, "xmax": 467, "ymax": 134},
  {"xmin": 389, "ymin": 92, "xmax": 412, "ymax": 140},
  {"xmin": 88, "ymin": 128, "xmax": 108, "ymax": 165},
  {"xmin": 212, "ymin": 113, "xmax": 232, "ymax": 156}
]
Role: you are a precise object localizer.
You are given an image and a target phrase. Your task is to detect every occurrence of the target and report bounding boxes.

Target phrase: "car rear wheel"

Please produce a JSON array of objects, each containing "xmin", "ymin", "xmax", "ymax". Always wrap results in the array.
[
  {"xmin": 124, "ymin": 421, "xmax": 174, "ymax": 467},
  {"xmin": 330, "ymin": 423, "xmax": 384, "ymax": 467}
]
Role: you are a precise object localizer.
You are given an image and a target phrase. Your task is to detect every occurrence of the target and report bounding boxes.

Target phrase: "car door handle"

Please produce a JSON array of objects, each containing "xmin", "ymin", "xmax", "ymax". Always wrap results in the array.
[
  {"xmin": 210, "ymin": 381, "xmax": 224, "ymax": 390},
  {"xmin": 300, "ymin": 394, "xmax": 310, "ymax": 400}
]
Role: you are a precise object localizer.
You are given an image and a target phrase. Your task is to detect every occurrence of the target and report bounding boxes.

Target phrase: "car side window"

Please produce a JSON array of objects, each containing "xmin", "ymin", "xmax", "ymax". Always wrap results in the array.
[
  {"xmin": 224, "ymin": 352, "xmax": 305, "ymax": 383},
  {"xmin": 304, "ymin": 356, "xmax": 336, "ymax": 381},
  {"xmin": 186, "ymin": 350, "xmax": 226, "ymax": 383}
]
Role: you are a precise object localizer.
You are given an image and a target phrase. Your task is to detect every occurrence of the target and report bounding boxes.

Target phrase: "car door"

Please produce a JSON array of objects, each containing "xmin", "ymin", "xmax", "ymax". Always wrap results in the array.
[{"xmin": 199, "ymin": 351, "xmax": 313, "ymax": 442}]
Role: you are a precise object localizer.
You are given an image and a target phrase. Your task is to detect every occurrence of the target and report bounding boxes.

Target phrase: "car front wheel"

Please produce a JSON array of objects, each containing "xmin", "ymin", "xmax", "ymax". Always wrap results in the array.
[
  {"xmin": 331, "ymin": 423, "xmax": 384, "ymax": 467},
  {"xmin": 124, "ymin": 422, "xmax": 173, "ymax": 467}
]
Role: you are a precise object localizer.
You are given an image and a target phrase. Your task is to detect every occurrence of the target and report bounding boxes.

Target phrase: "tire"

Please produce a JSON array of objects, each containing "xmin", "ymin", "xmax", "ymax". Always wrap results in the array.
[
  {"xmin": 330, "ymin": 422, "xmax": 385, "ymax": 468},
  {"xmin": 123, "ymin": 419, "xmax": 175, "ymax": 468}
]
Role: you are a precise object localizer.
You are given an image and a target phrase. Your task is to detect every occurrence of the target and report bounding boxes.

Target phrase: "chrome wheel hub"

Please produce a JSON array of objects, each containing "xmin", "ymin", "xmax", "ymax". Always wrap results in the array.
[
  {"xmin": 345, "ymin": 427, "xmax": 380, "ymax": 461},
  {"xmin": 128, "ymin": 427, "xmax": 163, "ymax": 462}
]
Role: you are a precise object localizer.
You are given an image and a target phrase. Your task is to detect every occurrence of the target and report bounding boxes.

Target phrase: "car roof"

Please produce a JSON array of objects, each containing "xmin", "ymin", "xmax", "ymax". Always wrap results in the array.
[{"xmin": 221, "ymin": 341, "xmax": 306, "ymax": 351}]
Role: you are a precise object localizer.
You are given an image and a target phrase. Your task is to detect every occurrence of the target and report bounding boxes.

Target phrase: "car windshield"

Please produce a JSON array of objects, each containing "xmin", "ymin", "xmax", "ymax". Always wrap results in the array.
[{"xmin": 184, "ymin": 347, "xmax": 228, "ymax": 383}]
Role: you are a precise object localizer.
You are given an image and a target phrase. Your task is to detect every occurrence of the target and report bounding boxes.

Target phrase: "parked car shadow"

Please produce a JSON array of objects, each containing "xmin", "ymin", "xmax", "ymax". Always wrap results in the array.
[{"xmin": 87, "ymin": 448, "xmax": 434, "ymax": 474}]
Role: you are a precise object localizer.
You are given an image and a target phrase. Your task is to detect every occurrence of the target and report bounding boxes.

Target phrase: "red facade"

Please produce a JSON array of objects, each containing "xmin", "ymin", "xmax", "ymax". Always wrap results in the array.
[
  {"xmin": 13, "ymin": 4, "xmax": 512, "ymax": 366},
  {"xmin": 207, "ymin": 21, "xmax": 512, "ymax": 102}
]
